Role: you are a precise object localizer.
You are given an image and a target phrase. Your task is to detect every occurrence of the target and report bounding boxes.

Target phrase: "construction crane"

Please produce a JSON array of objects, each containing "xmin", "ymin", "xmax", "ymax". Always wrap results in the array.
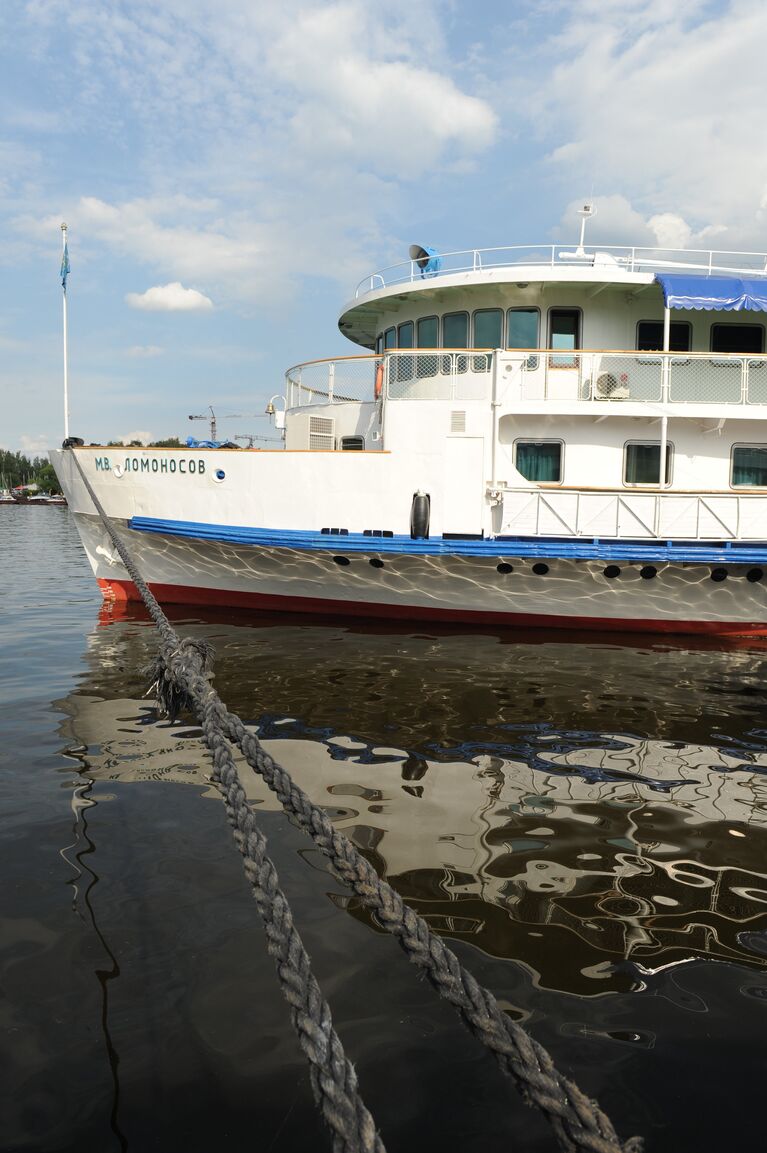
[
  {"xmin": 188, "ymin": 406, "xmax": 217, "ymax": 440},
  {"xmin": 188, "ymin": 408, "xmax": 270, "ymax": 442},
  {"xmin": 233, "ymin": 433, "xmax": 282, "ymax": 447}
]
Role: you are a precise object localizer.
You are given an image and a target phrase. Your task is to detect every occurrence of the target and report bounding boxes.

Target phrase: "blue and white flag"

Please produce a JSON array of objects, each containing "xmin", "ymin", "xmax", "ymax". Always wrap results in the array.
[{"xmin": 60, "ymin": 241, "xmax": 70, "ymax": 292}]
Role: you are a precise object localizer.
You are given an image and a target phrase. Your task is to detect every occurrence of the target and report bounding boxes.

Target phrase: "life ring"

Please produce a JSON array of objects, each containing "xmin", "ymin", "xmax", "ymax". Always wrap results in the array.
[{"xmin": 374, "ymin": 361, "xmax": 384, "ymax": 399}]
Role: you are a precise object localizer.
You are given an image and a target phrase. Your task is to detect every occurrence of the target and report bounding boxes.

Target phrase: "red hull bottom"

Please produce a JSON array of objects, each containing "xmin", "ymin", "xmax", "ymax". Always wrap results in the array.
[{"xmin": 97, "ymin": 578, "xmax": 767, "ymax": 637}]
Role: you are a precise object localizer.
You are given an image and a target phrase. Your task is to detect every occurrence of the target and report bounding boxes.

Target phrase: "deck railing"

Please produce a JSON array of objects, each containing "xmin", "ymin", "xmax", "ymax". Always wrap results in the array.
[
  {"xmin": 500, "ymin": 487, "xmax": 767, "ymax": 542},
  {"xmin": 354, "ymin": 244, "xmax": 767, "ymax": 297},
  {"xmin": 285, "ymin": 350, "xmax": 767, "ymax": 408}
]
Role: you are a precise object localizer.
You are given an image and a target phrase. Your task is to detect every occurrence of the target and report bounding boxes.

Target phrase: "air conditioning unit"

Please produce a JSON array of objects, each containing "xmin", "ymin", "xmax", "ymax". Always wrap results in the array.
[
  {"xmin": 595, "ymin": 372, "xmax": 629, "ymax": 400},
  {"xmin": 289, "ymin": 413, "xmax": 336, "ymax": 450}
]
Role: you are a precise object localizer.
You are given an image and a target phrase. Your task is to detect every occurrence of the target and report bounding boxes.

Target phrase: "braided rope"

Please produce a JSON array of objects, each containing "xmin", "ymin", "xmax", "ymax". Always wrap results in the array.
[{"xmin": 69, "ymin": 450, "xmax": 642, "ymax": 1153}]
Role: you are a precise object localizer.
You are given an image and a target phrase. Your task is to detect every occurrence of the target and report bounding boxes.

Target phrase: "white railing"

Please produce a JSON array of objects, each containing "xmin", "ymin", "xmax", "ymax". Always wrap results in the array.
[
  {"xmin": 385, "ymin": 350, "xmax": 492, "ymax": 401},
  {"xmin": 354, "ymin": 244, "xmax": 767, "ymax": 297},
  {"xmin": 500, "ymin": 487, "xmax": 767, "ymax": 541},
  {"xmin": 284, "ymin": 350, "xmax": 767, "ymax": 408},
  {"xmin": 285, "ymin": 355, "xmax": 379, "ymax": 407},
  {"xmin": 514, "ymin": 350, "xmax": 767, "ymax": 405}
]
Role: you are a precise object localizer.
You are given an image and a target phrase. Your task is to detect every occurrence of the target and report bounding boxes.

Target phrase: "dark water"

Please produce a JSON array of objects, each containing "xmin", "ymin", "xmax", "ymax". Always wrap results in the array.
[{"xmin": 2, "ymin": 506, "xmax": 767, "ymax": 1153}]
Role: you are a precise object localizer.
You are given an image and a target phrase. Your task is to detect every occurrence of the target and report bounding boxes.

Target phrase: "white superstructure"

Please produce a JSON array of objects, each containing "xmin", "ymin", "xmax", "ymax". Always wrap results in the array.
[{"xmin": 52, "ymin": 228, "xmax": 767, "ymax": 634}]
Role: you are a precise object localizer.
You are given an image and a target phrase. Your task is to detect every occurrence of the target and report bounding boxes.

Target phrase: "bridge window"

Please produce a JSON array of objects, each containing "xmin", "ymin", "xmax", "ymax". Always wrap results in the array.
[
  {"xmin": 397, "ymin": 321, "xmax": 414, "ymax": 348},
  {"xmin": 383, "ymin": 327, "xmax": 396, "ymax": 350},
  {"xmin": 548, "ymin": 308, "xmax": 581, "ymax": 367},
  {"xmin": 416, "ymin": 315, "xmax": 439, "ymax": 347},
  {"xmin": 443, "ymin": 311, "xmax": 469, "ymax": 348},
  {"xmin": 711, "ymin": 324, "xmax": 764, "ymax": 354},
  {"xmin": 624, "ymin": 441, "xmax": 673, "ymax": 486},
  {"xmin": 514, "ymin": 440, "xmax": 563, "ymax": 483},
  {"xmin": 637, "ymin": 321, "xmax": 691, "ymax": 351},
  {"xmin": 508, "ymin": 307, "xmax": 540, "ymax": 368},
  {"xmin": 473, "ymin": 309, "xmax": 503, "ymax": 348},
  {"xmin": 731, "ymin": 445, "xmax": 767, "ymax": 487}
]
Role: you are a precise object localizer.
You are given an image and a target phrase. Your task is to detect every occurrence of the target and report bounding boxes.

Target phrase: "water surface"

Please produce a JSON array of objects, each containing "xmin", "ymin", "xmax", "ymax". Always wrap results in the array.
[{"xmin": 2, "ymin": 505, "xmax": 766, "ymax": 1152}]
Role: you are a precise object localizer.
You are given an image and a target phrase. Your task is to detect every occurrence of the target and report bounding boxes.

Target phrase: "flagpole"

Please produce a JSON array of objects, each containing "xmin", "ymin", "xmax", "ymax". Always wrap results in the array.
[{"xmin": 61, "ymin": 222, "xmax": 70, "ymax": 439}]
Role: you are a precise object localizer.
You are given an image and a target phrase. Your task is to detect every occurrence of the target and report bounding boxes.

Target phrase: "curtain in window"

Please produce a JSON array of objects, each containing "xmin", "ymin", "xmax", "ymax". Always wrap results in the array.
[
  {"xmin": 625, "ymin": 443, "xmax": 665, "ymax": 484},
  {"xmin": 732, "ymin": 447, "xmax": 767, "ymax": 486},
  {"xmin": 516, "ymin": 442, "xmax": 561, "ymax": 482}
]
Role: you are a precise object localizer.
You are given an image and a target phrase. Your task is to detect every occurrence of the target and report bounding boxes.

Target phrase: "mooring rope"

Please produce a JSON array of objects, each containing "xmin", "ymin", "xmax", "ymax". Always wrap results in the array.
[{"xmin": 69, "ymin": 449, "xmax": 642, "ymax": 1153}]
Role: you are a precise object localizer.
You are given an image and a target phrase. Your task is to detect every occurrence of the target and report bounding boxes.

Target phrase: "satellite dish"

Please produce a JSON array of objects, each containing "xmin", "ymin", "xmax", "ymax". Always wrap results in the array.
[{"xmin": 408, "ymin": 244, "xmax": 442, "ymax": 278}]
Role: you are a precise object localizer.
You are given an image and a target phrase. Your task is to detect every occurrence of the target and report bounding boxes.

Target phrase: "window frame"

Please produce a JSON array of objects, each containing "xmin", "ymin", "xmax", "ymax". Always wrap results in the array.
[
  {"xmin": 383, "ymin": 326, "xmax": 396, "ymax": 350},
  {"xmin": 472, "ymin": 308, "xmax": 504, "ymax": 349},
  {"xmin": 730, "ymin": 443, "xmax": 767, "ymax": 488},
  {"xmin": 507, "ymin": 306, "xmax": 540, "ymax": 369},
  {"xmin": 547, "ymin": 307, "xmax": 582, "ymax": 368},
  {"xmin": 623, "ymin": 439, "xmax": 674, "ymax": 488},
  {"xmin": 340, "ymin": 435, "xmax": 365, "ymax": 452},
  {"xmin": 416, "ymin": 314, "xmax": 439, "ymax": 348},
  {"xmin": 636, "ymin": 320, "xmax": 692, "ymax": 352},
  {"xmin": 442, "ymin": 310, "xmax": 470, "ymax": 349},
  {"xmin": 397, "ymin": 321, "xmax": 414, "ymax": 348},
  {"xmin": 711, "ymin": 323, "xmax": 765, "ymax": 355},
  {"xmin": 513, "ymin": 438, "xmax": 565, "ymax": 486}
]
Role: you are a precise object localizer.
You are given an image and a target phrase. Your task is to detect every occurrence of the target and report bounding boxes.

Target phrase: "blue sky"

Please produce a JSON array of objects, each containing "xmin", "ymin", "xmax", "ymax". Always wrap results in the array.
[{"xmin": 2, "ymin": 0, "xmax": 765, "ymax": 451}]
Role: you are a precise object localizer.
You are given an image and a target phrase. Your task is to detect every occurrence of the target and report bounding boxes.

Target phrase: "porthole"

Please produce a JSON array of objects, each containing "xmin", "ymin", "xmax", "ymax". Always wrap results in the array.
[
  {"xmin": 496, "ymin": 562, "xmax": 513, "ymax": 574},
  {"xmin": 532, "ymin": 562, "xmax": 549, "ymax": 576},
  {"xmin": 369, "ymin": 558, "xmax": 384, "ymax": 569},
  {"xmin": 333, "ymin": 556, "xmax": 350, "ymax": 566},
  {"xmin": 710, "ymin": 568, "xmax": 728, "ymax": 583},
  {"xmin": 603, "ymin": 565, "xmax": 621, "ymax": 579},
  {"xmin": 747, "ymin": 568, "xmax": 764, "ymax": 583},
  {"xmin": 214, "ymin": 468, "xmax": 226, "ymax": 481},
  {"xmin": 640, "ymin": 565, "xmax": 657, "ymax": 580}
]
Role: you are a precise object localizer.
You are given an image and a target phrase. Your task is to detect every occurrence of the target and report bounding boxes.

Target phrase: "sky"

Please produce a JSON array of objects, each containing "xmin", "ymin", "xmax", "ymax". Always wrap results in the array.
[{"xmin": 2, "ymin": 0, "xmax": 767, "ymax": 452}]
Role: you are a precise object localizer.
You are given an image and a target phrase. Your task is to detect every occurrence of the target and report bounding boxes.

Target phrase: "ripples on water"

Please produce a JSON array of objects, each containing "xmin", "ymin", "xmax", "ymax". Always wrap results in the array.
[{"xmin": 2, "ymin": 505, "xmax": 767, "ymax": 1152}]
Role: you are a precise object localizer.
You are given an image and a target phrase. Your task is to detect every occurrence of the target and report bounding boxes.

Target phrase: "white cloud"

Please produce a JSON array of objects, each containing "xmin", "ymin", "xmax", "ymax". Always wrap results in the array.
[
  {"xmin": 125, "ymin": 283, "xmax": 213, "ymax": 312},
  {"xmin": 20, "ymin": 434, "xmax": 49, "ymax": 454},
  {"xmin": 125, "ymin": 345, "xmax": 164, "ymax": 358},
  {"xmin": 117, "ymin": 430, "xmax": 154, "ymax": 445},
  {"xmin": 515, "ymin": 1, "xmax": 767, "ymax": 249}
]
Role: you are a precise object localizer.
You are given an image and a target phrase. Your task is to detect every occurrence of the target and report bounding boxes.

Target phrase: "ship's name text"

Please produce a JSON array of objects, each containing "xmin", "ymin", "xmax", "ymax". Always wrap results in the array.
[{"xmin": 95, "ymin": 456, "xmax": 206, "ymax": 476}]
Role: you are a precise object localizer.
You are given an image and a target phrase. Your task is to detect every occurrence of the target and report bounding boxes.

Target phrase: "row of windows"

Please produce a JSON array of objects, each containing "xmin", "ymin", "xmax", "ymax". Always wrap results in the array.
[
  {"xmin": 515, "ymin": 441, "xmax": 767, "ymax": 487},
  {"xmin": 376, "ymin": 310, "xmax": 765, "ymax": 355}
]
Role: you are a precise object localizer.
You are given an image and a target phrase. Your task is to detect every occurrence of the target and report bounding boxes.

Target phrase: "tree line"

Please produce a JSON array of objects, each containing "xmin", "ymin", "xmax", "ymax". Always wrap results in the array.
[{"xmin": 1, "ymin": 438, "xmax": 184, "ymax": 494}]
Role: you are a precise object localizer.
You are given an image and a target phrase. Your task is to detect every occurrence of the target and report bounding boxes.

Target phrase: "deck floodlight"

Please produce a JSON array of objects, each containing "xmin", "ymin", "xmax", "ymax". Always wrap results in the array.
[{"xmin": 409, "ymin": 244, "xmax": 442, "ymax": 278}]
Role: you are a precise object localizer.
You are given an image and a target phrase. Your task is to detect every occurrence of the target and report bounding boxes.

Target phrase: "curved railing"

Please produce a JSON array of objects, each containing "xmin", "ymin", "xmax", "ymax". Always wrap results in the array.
[
  {"xmin": 285, "ymin": 349, "xmax": 767, "ymax": 408},
  {"xmin": 353, "ymin": 244, "xmax": 767, "ymax": 298}
]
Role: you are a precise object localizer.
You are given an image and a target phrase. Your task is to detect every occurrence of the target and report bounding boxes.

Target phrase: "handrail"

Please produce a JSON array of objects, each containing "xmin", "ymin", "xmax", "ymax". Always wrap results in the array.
[{"xmin": 353, "ymin": 243, "xmax": 767, "ymax": 298}]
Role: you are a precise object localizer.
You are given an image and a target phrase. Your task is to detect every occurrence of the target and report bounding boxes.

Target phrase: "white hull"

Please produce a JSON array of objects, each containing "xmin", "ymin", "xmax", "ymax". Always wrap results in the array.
[{"xmin": 71, "ymin": 509, "xmax": 767, "ymax": 635}]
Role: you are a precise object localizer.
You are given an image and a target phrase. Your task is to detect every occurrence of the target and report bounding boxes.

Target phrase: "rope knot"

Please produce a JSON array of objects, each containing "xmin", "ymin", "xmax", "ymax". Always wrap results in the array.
[{"xmin": 146, "ymin": 638, "xmax": 215, "ymax": 720}]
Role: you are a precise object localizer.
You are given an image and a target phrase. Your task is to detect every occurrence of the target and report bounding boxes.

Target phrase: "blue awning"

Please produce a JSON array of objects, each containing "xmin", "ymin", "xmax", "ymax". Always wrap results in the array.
[{"xmin": 655, "ymin": 273, "xmax": 767, "ymax": 312}]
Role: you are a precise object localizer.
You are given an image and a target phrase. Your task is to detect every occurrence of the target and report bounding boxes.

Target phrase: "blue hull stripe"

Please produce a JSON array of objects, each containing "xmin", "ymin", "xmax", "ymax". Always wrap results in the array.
[{"xmin": 127, "ymin": 516, "xmax": 767, "ymax": 564}]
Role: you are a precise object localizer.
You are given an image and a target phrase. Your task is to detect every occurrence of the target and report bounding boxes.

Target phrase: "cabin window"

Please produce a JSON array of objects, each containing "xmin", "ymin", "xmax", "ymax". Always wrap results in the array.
[
  {"xmin": 340, "ymin": 436, "xmax": 365, "ymax": 451},
  {"xmin": 443, "ymin": 312, "xmax": 469, "ymax": 348},
  {"xmin": 508, "ymin": 308, "xmax": 540, "ymax": 368},
  {"xmin": 473, "ymin": 309, "xmax": 503, "ymax": 348},
  {"xmin": 397, "ymin": 321, "xmax": 414, "ymax": 348},
  {"xmin": 624, "ymin": 441, "xmax": 673, "ymax": 486},
  {"xmin": 514, "ymin": 440, "xmax": 563, "ymax": 484},
  {"xmin": 636, "ymin": 321, "xmax": 691, "ymax": 351},
  {"xmin": 731, "ymin": 445, "xmax": 767, "ymax": 487},
  {"xmin": 383, "ymin": 327, "xmax": 396, "ymax": 350},
  {"xmin": 711, "ymin": 324, "xmax": 764, "ymax": 354},
  {"xmin": 416, "ymin": 315, "xmax": 439, "ymax": 347},
  {"xmin": 548, "ymin": 309, "xmax": 581, "ymax": 367},
  {"xmin": 375, "ymin": 334, "xmax": 383, "ymax": 355}
]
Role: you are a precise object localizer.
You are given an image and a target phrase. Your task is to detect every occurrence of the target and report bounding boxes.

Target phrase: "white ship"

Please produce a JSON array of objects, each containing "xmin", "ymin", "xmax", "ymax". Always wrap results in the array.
[{"xmin": 52, "ymin": 211, "xmax": 767, "ymax": 635}]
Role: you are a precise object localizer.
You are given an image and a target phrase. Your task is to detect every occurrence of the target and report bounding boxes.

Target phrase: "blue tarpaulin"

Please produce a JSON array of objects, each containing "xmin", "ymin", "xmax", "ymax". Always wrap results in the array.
[{"xmin": 655, "ymin": 273, "xmax": 767, "ymax": 312}]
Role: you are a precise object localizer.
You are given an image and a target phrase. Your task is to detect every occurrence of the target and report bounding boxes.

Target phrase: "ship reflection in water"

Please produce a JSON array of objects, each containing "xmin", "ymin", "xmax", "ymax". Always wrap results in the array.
[{"xmin": 60, "ymin": 603, "xmax": 767, "ymax": 998}]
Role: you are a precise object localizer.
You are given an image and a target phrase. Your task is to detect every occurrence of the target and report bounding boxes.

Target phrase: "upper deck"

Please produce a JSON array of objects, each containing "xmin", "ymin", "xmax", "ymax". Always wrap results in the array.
[{"xmin": 339, "ymin": 243, "xmax": 767, "ymax": 351}]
